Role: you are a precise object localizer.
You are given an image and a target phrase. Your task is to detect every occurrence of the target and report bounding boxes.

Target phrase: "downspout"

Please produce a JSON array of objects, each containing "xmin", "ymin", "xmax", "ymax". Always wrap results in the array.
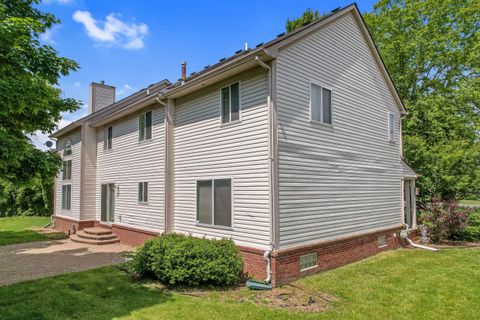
[
  {"xmin": 255, "ymin": 56, "xmax": 276, "ymax": 284},
  {"xmin": 401, "ymin": 223, "xmax": 438, "ymax": 251}
]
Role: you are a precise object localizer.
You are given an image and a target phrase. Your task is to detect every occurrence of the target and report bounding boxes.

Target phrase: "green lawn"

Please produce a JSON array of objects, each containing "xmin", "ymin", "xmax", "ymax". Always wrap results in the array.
[
  {"xmin": 0, "ymin": 216, "xmax": 65, "ymax": 245},
  {"xmin": 0, "ymin": 248, "xmax": 478, "ymax": 319},
  {"xmin": 460, "ymin": 199, "xmax": 480, "ymax": 206}
]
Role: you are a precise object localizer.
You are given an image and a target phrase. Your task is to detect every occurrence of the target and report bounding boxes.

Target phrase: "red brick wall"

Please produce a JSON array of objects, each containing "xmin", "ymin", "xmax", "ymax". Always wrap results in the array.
[
  {"xmin": 271, "ymin": 226, "xmax": 403, "ymax": 286},
  {"xmin": 54, "ymin": 215, "xmax": 94, "ymax": 234},
  {"xmin": 238, "ymin": 246, "xmax": 267, "ymax": 280}
]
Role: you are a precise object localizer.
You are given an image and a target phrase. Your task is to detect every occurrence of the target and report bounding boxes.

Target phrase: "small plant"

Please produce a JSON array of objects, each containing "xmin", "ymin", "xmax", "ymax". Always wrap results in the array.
[
  {"xmin": 129, "ymin": 233, "xmax": 243, "ymax": 286},
  {"xmin": 418, "ymin": 197, "xmax": 470, "ymax": 243}
]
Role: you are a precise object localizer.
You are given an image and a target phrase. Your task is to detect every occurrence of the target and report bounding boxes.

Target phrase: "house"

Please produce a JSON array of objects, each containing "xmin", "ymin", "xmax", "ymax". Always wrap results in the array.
[{"xmin": 51, "ymin": 4, "xmax": 418, "ymax": 286}]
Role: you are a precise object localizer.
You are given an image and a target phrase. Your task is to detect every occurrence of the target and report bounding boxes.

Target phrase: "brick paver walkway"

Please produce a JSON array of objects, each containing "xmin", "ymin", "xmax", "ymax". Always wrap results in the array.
[{"xmin": 0, "ymin": 239, "xmax": 132, "ymax": 286}]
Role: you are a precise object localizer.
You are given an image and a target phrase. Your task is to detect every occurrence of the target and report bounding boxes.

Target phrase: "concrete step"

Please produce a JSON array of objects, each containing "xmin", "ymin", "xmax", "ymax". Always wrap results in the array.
[
  {"xmin": 70, "ymin": 234, "xmax": 120, "ymax": 245},
  {"xmin": 76, "ymin": 230, "xmax": 118, "ymax": 241},
  {"xmin": 83, "ymin": 227, "xmax": 113, "ymax": 236}
]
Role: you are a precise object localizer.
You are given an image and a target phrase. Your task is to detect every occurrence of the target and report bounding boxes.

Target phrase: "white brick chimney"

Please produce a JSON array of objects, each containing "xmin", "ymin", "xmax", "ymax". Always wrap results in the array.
[{"xmin": 89, "ymin": 81, "xmax": 115, "ymax": 114}]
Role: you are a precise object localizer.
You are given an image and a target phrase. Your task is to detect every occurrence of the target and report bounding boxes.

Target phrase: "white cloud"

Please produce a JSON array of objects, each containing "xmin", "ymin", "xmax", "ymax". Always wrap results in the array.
[
  {"xmin": 117, "ymin": 84, "xmax": 136, "ymax": 96},
  {"xmin": 40, "ymin": 26, "xmax": 60, "ymax": 44},
  {"xmin": 73, "ymin": 81, "xmax": 81, "ymax": 87},
  {"xmin": 73, "ymin": 11, "xmax": 148, "ymax": 49},
  {"xmin": 30, "ymin": 119, "xmax": 72, "ymax": 151}
]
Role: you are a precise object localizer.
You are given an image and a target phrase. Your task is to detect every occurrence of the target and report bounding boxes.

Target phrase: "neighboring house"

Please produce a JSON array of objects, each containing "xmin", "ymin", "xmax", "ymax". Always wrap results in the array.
[{"xmin": 51, "ymin": 4, "xmax": 417, "ymax": 286}]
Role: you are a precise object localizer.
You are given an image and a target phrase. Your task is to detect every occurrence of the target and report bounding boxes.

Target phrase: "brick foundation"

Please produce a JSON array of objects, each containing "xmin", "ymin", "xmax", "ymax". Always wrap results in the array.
[
  {"xmin": 54, "ymin": 216, "xmax": 409, "ymax": 286},
  {"xmin": 271, "ymin": 226, "xmax": 403, "ymax": 286},
  {"xmin": 53, "ymin": 215, "xmax": 95, "ymax": 235}
]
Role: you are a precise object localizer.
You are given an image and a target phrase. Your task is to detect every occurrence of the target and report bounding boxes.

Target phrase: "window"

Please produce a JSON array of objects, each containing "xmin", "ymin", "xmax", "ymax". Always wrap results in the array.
[
  {"xmin": 196, "ymin": 178, "xmax": 232, "ymax": 227},
  {"xmin": 104, "ymin": 126, "xmax": 113, "ymax": 150},
  {"xmin": 221, "ymin": 82, "xmax": 240, "ymax": 123},
  {"xmin": 388, "ymin": 113, "xmax": 396, "ymax": 142},
  {"xmin": 138, "ymin": 182, "xmax": 148, "ymax": 203},
  {"xmin": 378, "ymin": 235, "xmax": 387, "ymax": 248},
  {"xmin": 300, "ymin": 253, "xmax": 317, "ymax": 271},
  {"xmin": 62, "ymin": 185, "xmax": 71, "ymax": 210},
  {"xmin": 310, "ymin": 82, "xmax": 332, "ymax": 124},
  {"xmin": 139, "ymin": 111, "xmax": 152, "ymax": 141},
  {"xmin": 62, "ymin": 160, "xmax": 72, "ymax": 180},
  {"xmin": 63, "ymin": 140, "xmax": 72, "ymax": 156}
]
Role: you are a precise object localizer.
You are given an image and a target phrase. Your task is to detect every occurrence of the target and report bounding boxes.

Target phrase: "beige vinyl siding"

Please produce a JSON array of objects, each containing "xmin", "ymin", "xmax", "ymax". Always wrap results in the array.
[
  {"xmin": 276, "ymin": 12, "xmax": 402, "ymax": 248},
  {"xmin": 55, "ymin": 129, "xmax": 82, "ymax": 219},
  {"xmin": 96, "ymin": 105, "xmax": 165, "ymax": 232},
  {"xmin": 173, "ymin": 68, "xmax": 271, "ymax": 249},
  {"xmin": 80, "ymin": 125, "xmax": 97, "ymax": 220}
]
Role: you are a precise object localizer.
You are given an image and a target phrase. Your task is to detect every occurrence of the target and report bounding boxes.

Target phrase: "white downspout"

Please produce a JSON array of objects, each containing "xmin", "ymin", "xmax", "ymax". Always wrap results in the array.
[
  {"xmin": 255, "ymin": 56, "xmax": 276, "ymax": 283},
  {"xmin": 401, "ymin": 223, "xmax": 438, "ymax": 251}
]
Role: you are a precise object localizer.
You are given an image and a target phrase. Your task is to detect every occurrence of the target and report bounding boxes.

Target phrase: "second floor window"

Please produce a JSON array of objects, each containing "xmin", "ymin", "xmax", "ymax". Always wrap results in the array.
[
  {"xmin": 62, "ymin": 160, "xmax": 72, "ymax": 180},
  {"xmin": 63, "ymin": 140, "xmax": 72, "ymax": 156},
  {"xmin": 139, "ymin": 111, "xmax": 152, "ymax": 141},
  {"xmin": 388, "ymin": 113, "xmax": 396, "ymax": 142},
  {"xmin": 310, "ymin": 82, "xmax": 332, "ymax": 124},
  {"xmin": 221, "ymin": 82, "xmax": 240, "ymax": 123},
  {"xmin": 104, "ymin": 126, "xmax": 113, "ymax": 150}
]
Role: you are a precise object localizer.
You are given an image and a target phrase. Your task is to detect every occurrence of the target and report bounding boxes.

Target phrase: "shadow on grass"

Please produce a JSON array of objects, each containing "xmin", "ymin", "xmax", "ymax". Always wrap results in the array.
[{"xmin": 0, "ymin": 266, "xmax": 173, "ymax": 320}]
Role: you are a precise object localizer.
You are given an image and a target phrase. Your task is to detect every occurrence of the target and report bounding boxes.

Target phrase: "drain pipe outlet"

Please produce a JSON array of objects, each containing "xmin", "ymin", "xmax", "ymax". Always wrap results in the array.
[
  {"xmin": 263, "ymin": 243, "xmax": 274, "ymax": 283},
  {"xmin": 401, "ymin": 223, "xmax": 438, "ymax": 251}
]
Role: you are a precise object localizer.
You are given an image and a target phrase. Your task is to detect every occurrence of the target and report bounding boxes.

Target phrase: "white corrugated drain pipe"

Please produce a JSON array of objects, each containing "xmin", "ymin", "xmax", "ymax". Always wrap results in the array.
[{"xmin": 401, "ymin": 223, "xmax": 438, "ymax": 251}]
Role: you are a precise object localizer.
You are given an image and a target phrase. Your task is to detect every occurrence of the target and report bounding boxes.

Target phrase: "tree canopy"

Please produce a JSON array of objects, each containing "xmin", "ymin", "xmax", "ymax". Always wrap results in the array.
[
  {"xmin": 0, "ymin": 0, "xmax": 80, "ymax": 182},
  {"xmin": 286, "ymin": 0, "xmax": 480, "ymax": 201}
]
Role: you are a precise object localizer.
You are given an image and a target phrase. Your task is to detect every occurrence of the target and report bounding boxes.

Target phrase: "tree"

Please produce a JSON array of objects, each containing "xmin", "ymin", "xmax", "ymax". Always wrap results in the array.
[
  {"xmin": 287, "ymin": 1, "xmax": 480, "ymax": 201},
  {"xmin": 0, "ymin": 0, "xmax": 80, "ymax": 182},
  {"xmin": 286, "ymin": 9, "xmax": 321, "ymax": 33}
]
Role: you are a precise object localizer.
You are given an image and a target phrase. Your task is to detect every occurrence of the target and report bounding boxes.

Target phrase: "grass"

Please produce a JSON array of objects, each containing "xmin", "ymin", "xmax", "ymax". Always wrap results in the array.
[
  {"xmin": 0, "ymin": 248, "xmax": 478, "ymax": 319},
  {"xmin": 0, "ymin": 216, "xmax": 66, "ymax": 246},
  {"xmin": 460, "ymin": 199, "xmax": 480, "ymax": 206}
]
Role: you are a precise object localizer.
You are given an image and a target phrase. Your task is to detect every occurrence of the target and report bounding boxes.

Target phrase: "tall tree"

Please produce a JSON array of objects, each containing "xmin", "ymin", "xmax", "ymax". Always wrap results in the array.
[
  {"xmin": 287, "ymin": 1, "xmax": 480, "ymax": 201},
  {"xmin": 0, "ymin": 0, "xmax": 80, "ymax": 182},
  {"xmin": 363, "ymin": 0, "xmax": 480, "ymax": 201},
  {"xmin": 286, "ymin": 9, "xmax": 321, "ymax": 32}
]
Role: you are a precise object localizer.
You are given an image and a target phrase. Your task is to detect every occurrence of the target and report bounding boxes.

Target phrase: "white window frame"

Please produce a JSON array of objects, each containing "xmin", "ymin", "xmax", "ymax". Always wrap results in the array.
[
  {"xmin": 139, "ymin": 110, "xmax": 153, "ymax": 142},
  {"xmin": 309, "ymin": 79, "xmax": 334, "ymax": 125},
  {"xmin": 63, "ymin": 139, "xmax": 72, "ymax": 156},
  {"xmin": 61, "ymin": 184, "xmax": 71, "ymax": 211},
  {"xmin": 138, "ymin": 181, "xmax": 149, "ymax": 204},
  {"xmin": 388, "ymin": 112, "xmax": 396, "ymax": 143},
  {"xmin": 300, "ymin": 252, "xmax": 318, "ymax": 271},
  {"xmin": 104, "ymin": 126, "xmax": 113, "ymax": 150},
  {"xmin": 219, "ymin": 81, "xmax": 242, "ymax": 125},
  {"xmin": 62, "ymin": 159, "xmax": 72, "ymax": 180},
  {"xmin": 195, "ymin": 177, "xmax": 234, "ymax": 230}
]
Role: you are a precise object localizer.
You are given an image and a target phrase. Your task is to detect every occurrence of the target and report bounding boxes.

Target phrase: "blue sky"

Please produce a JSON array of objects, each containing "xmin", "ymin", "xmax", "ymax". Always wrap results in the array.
[{"xmin": 32, "ymin": 0, "xmax": 377, "ymax": 149}]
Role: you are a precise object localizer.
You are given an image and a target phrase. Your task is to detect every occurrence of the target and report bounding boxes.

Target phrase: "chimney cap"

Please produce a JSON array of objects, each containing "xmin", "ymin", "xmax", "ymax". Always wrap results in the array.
[{"xmin": 100, "ymin": 80, "xmax": 105, "ymax": 84}]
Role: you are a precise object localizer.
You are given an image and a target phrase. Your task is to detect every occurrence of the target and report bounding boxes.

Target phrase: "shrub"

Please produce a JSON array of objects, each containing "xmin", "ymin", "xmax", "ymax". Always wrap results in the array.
[
  {"xmin": 130, "ymin": 234, "xmax": 243, "ymax": 286},
  {"xmin": 454, "ymin": 210, "xmax": 480, "ymax": 242},
  {"xmin": 418, "ymin": 197, "xmax": 470, "ymax": 243}
]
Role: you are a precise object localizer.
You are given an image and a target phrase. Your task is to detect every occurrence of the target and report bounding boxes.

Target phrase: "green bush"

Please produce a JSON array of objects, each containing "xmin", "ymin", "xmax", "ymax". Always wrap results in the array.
[
  {"xmin": 454, "ymin": 210, "xmax": 480, "ymax": 241},
  {"xmin": 130, "ymin": 234, "xmax": 243, "ymax": 286}
]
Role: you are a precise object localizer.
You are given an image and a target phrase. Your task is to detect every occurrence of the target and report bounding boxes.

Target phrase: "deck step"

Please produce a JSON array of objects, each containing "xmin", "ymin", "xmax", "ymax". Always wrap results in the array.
[
  {"xmin": 83, "ymin": 227, "xmax": 113, "ymax": 236},
  {"xmin": 70, "ymin": 234, "xmax": 120, "ymax": 245},
  {"xmin": 76, "ymin": 230, "xmax": 118, "ymax": 241}
]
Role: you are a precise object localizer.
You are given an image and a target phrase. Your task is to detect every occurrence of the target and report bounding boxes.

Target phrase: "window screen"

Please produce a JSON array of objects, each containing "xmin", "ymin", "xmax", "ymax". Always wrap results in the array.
[
  {"xmin": 138, "ymin": 182, "xmax": 148, "ymax": 203},
  {"xmin": 104, "ymin": 126, "xmax": 113, "ymax": 150},
  {"xmin": 310, "ymin": 82, "xmax": 332, "ymax": 124},
  {"xmin": 139, "ymin": 111, "xmax": 152, "ymax": 141},
  {"xmin": 62, "ymin": 185, "xmax": 71, "ymax": 210},
  {"xmin": 221, "ymin": 82, "xmax": 240, "ymax": 123},
  {"xmin": 388, "ymin": 113, "xmax": 395, "ymax": 142},
  {"xmin": 62, "ymin": 160, "xmax": 72, "ymax": 180},
  {"xmin": 196, "ymin": 179, "xmax": 232, "ymax": 227}
]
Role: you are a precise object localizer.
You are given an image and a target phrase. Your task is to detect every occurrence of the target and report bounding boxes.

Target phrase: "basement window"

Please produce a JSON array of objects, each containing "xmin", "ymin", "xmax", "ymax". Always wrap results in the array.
[
  {"xmin": 300, "ymin": 253, "xmax": 318, "ymax": 271},
  {"xmin": 221, "ymin": 82, "xmax": 240, "ymax": 124},
  {"xmin": 138, "ymin": 182, "xmax": 148, "ymax": 203},
  {"xmin": 310, "ymin": 81, "xmax": 332, "ymax": 124},
  {"xmin": 378, "ymin": 235, "xmax": 387, "ymax": 248},
  {"xmin": 196, "ymin": 178, "xmax": 232, "ymax": 228},
  {"xmin": 139, "ymin": 111, "xmax": 152, "ymax": 141},
  {"xmin": 62, "ymin": 160, "xmax": 72, "ymax": 180}
]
